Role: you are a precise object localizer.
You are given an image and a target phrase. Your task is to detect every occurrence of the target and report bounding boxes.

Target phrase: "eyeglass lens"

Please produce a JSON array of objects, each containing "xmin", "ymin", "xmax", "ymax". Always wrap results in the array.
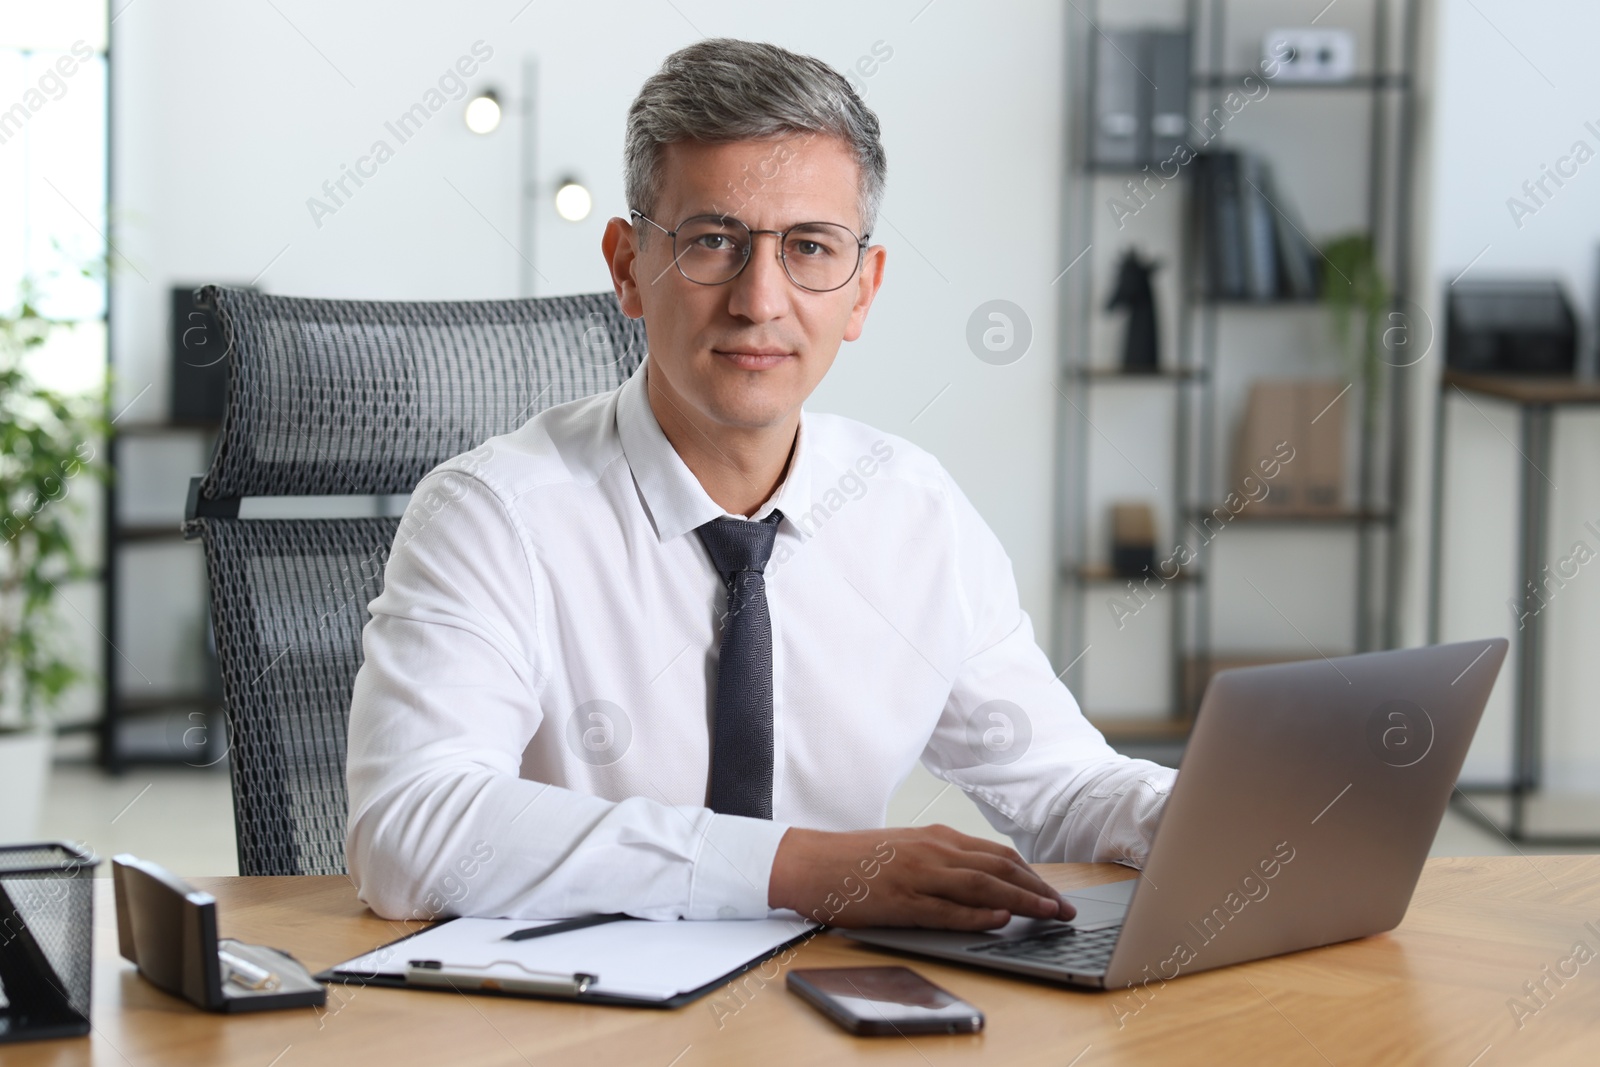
[{"xmin": 672, "ymin": 216, "xmax": 861, "ymax": 291}]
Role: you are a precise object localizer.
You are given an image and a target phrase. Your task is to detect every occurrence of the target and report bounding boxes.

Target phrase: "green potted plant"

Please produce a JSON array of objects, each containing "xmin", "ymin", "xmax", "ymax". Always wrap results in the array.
[
  {"xmin": 1319, "ymin": 233, "xmax": 1392, "ymax": 432},
  {"xmin": 1318, "ymin": 233, "xmax": 1396, "ymax": 517},
  {"xmin": 0, "ymin": 275, "xmax": 108, "ymax": 840}
]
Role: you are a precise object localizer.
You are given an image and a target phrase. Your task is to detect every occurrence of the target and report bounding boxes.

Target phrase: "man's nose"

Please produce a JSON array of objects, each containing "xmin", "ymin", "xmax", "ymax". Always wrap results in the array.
[{"xmin": 725, "ymin": 232, "xmax": 791, "ymax": 323}]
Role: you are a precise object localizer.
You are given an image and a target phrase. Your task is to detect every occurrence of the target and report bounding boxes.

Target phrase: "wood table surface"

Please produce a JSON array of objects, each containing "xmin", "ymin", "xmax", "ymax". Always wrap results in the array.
[
  {"xmin": 1441, "ymin": 369, "xmax": 1600, "ymax": 405},
  {"xmin": 8, "ymin": 856, "xmax": 1600, "ymax": 1066}
]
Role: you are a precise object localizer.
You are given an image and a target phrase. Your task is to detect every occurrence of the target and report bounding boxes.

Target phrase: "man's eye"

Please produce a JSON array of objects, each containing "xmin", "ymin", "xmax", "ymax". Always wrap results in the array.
[
  {"xmin": 791, "ymin": 240, "xmax": 826, "ymax": 257},
  {"xmin": 695, "ymin": 234, "xmax": 737, "ymax": 251}
]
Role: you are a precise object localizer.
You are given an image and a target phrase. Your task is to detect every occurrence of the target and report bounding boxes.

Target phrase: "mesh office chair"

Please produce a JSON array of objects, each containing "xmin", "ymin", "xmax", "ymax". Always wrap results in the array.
[{"xmin": 181, "ymin": 286, "xmax": 646, "ymax": 876}]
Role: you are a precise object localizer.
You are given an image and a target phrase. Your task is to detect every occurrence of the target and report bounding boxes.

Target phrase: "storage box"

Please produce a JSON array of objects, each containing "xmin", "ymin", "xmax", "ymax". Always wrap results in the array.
[
  {"xmin": 0, "ymin": 842, "xmax": 99, "ymax": 1043},
  {"xmin": 1110, "ymin": 502, "xmax": 1157, "ymax": 577},
  {"xmin": 1233, "ymin": 379, "xmax": 1345, "ymax": 514}
]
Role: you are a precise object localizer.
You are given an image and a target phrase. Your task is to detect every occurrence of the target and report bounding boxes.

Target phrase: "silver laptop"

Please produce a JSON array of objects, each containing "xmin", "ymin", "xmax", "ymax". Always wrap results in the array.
[{"xmin": 845, "ymin": 638, "xmax": 1508, "ymax": 992}]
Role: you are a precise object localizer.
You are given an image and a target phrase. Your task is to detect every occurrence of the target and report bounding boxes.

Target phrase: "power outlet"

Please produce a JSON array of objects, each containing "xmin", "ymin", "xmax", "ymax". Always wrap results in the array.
[{"xmin": 1262, "ymin": 27, "xmax": 1357, "ymax": 82}]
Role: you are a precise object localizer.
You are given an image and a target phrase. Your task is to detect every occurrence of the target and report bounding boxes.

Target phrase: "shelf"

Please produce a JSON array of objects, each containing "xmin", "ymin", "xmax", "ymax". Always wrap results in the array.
[
  {"xmin": 1188, "ymin": 294, "xmax": 1324, "ymax": 307},
  {"xmin": 1441, "ymin": 369, "xmax": 1600, "ymax": 406},
  {"xmin": 1184, "ymin": 652, "xmax": 1327, "ymax": 713},
  {"xmin": 1087, "ymin": 714, "xmax": 1194, "ymax": 743},
  {"xmin": 1189, "ymin": 506, "xmax": 1392, "ymax": 525},
  {"xmin": 1186, "ymin": 651, "xmax": 1328, "ymax": 669},
  {"xmin": 1070, "ymin": 366, "xmax": 1207, "ymax": 382},
  {"xmin": 1191, "ymin": 73, "xmax": 1411, "ymax": 91},
  {"xmin": 1072, "ymin": 564, "xmax": 1200, "ymax": 585}
]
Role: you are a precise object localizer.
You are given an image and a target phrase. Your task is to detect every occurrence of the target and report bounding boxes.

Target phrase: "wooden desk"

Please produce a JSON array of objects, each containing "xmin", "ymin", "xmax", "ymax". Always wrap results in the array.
[{"xmin": 11, "ymin": 857, "xmax": 1600, "ymax": 1065}]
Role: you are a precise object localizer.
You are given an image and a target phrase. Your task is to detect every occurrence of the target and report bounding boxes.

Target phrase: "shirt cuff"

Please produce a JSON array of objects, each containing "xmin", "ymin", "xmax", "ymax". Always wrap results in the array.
[{"xmin": 686, "ymin": 813, "xmax": 790, "ymax": 920}]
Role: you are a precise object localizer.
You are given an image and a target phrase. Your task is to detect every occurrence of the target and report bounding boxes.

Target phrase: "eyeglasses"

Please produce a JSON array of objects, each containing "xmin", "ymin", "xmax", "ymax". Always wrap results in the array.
[{"xmin": 630, "ymin": 210, "xmax": 870, "ymax": 293}]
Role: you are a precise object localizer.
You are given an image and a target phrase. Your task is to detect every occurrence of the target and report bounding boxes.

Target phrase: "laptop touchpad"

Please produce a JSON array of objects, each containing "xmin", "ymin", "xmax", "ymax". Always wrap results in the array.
[{"xmin": 1061, "ymin": 877, "xmax": 1137, "ymax": 928}]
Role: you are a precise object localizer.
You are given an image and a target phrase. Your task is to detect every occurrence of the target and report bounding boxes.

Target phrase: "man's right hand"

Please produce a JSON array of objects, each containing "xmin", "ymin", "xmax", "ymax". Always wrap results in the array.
[{"xmin": 767, "ymin": 824, "xmax": 1076, "ymax": 930}]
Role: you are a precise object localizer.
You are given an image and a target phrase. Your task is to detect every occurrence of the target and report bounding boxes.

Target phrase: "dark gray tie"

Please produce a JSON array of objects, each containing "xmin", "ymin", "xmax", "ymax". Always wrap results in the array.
[{"xmin": 695, "ymin": 510, "xmax": 783, "ymax": 819}]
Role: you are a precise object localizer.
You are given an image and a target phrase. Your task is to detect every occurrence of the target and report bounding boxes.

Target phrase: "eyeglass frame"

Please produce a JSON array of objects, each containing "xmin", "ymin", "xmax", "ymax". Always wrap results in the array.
[{"xmin": 628, "ymin": 209, "xmax": 872, "ymax": 293}]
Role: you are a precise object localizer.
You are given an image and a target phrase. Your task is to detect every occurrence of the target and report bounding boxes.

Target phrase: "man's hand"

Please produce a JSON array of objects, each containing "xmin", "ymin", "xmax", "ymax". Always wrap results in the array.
[{"xmin": 767, "ymin": 825, "xmax": 1076, "ymax": 930}]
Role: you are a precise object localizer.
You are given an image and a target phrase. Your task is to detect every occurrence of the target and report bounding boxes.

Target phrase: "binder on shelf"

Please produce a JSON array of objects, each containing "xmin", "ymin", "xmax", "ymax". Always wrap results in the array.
[
  {"xmin": 1089, "ymin": 28, "xmax": 1191, "ymax": 169},
  {"xmin": 1265, "ymin": 166, "xmax": 1320, "ymax": 299},
  {"xmin": 1147, "ymin": 31, "xmax": 1192, "ymax": 164},
  {"xmin": 1090, "ymin": 29, "xmax": 1144, "ymax": 168},
  {"xmin": 1239, "ymin": 154, "xmax": 1278, "ymax": 301},
  {"xmin": 319, "ymin": 914, "xmax": 819, "ymax": 1009},
  {"xmin": 1190, "ymin": 149, "xmax": 1321, "ymax": 302},
  {"xmin": 1208, "ymin": 151, "xmax": 1247, "ymax": 299}
]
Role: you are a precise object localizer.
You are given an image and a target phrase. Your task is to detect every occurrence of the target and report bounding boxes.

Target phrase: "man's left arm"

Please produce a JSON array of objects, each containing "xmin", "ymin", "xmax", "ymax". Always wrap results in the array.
[{"xmin": 919, "ymin": 470, "xmax": 1178, "ymax": 868}]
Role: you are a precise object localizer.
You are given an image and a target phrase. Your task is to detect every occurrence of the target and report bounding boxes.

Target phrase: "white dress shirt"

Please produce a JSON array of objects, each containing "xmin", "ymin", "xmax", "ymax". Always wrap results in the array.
[{"xmin": 345, "ymin": 358, "xmax": 1177, "ymax": 922}]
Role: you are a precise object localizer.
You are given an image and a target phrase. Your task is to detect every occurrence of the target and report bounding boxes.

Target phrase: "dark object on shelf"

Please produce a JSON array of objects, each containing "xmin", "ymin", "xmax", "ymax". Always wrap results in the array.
[
  {"xmin": 1106, "ymin": 249, "xmax": 1161, "ymax": 372},
  {"xmin": 1110, "ymin": 502, "xmax": 1157, "ymax": 577},
  {"xmin": 1193, "ymin": 151, "xmax": 1244, "ymax": 298},
  {"xmin": 1445, "ymin": 280, "xmax": 1576, "ymax": 375},
  {"xmin": 112, "ymin": 854, "xmax": 325, "ymax": 1012},
  {"xmin": 171, "ymin": 285, "xmax": 248, "ymax": 423},
  {"xmin": 1267, "ymin": 166, "xmax": 1320, "ymax": 300},
  {"xmin": 1239, "ymin": 153, "xmax": 1277, "ymax": 300},
  {"xmin": 0, "ymin": 842, "xmax": 98, "ymax": 1044},
  {"xmin": 1191, "ymin": 150, "xmax": 1320, "ymax": 301},
  {"xmin": 1089, "ymin": 29, "xmax": 1190, "ymax": 169}
]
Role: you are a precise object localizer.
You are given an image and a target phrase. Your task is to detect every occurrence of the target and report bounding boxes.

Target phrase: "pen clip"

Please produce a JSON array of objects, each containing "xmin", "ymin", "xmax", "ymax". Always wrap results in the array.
[{"xmin": 406, "ymin": 959, "xmax": 597, "ymax": 995}]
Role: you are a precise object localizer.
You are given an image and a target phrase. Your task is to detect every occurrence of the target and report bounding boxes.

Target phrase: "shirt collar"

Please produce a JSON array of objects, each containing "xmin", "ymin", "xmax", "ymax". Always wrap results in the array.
[{"xmin": 616, "ymin": 357, "xmax": 814, "ymax": 544}]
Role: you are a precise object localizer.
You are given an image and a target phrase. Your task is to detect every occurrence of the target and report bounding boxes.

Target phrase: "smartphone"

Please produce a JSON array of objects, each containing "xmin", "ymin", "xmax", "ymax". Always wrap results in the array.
[{"xmin": 786, "ymin": 966, "xmax": 984, "ymax": 1036}]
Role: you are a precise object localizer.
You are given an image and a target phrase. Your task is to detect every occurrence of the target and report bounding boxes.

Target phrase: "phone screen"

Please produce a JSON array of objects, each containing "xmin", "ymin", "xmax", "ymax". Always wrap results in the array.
[{"xmin": 787, "ymin": 966, "xmax": 983, "ymax": 1035}]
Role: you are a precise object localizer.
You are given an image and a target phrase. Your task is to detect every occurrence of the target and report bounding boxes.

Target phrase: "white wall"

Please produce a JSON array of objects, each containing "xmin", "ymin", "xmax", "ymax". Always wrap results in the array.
[
  {"xmin": 1409, "ymin": 0, "xmax": 1600, "ymax": 790},
  {"xmin": 109, "ymin": 0, "xmax": 1070, "ymax": 658}
]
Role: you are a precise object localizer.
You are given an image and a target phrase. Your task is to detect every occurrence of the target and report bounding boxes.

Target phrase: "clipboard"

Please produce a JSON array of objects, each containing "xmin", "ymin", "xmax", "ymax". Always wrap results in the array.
[{"xmin": 316, "ymin": 914, "xmax": 820, "ymax": 1009}]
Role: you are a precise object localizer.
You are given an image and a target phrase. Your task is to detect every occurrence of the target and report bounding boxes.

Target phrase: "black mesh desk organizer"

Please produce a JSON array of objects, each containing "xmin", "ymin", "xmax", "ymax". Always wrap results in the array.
[
  {"xmin": 182, "ymin": 286, "xmax": 645, "ymax": 877},
  {"xmin": 0, "ymin": 842, "xmax": 98, "ymax": 1043}
]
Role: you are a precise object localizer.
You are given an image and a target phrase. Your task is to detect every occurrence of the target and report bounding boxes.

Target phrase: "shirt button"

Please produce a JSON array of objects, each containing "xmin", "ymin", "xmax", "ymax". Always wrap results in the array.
[{"xmin": 718, "ymin": 905, "xmax": 738, "ymax": 919}]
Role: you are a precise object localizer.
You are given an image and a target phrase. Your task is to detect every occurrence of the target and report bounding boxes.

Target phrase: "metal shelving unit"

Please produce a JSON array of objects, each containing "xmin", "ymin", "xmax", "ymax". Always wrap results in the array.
[
  {"xmin": 1055, "ymin": 0, "xmax": 1419, "ymax": 744},
  {"xmin": 99, "ymin": 420, "xmax": 226, "ymax": 772}
]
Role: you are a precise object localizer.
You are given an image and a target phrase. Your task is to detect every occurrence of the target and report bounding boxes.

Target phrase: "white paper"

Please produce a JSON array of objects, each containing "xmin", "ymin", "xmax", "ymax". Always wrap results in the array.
[{"xmin": 332, "ymin": 914, "xmax": 818, "ymax": 1001}]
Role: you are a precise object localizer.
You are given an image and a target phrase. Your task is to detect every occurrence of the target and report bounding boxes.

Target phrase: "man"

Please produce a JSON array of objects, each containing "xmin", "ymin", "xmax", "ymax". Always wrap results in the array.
[{"xmin": 346, "ymin": 38, "xmax": 1176, "ymax": 931}]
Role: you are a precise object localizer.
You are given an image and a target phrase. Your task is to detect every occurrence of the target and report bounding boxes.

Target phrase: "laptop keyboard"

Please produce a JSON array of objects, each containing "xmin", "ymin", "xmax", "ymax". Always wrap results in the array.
[{"xmin": 964, "ymin": 923, "xmax": 1122, "ymax": 972}]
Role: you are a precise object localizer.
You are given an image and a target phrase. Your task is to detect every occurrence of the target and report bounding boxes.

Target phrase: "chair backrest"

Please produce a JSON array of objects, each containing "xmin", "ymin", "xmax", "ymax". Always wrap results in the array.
[{"xmin": 183, "ymin": 286, "xmax": 645, "ymax": 875}]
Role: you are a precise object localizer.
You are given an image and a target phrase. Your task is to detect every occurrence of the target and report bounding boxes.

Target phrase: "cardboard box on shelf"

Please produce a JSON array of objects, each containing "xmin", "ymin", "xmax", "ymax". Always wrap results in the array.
[
  {"xmin": 1109, "ymin": 501, "xmax": 1157, "ymax": 577},
  {"xmin": 1233, "ymin": 378, "xmax": 1346, "ymax": 514}
]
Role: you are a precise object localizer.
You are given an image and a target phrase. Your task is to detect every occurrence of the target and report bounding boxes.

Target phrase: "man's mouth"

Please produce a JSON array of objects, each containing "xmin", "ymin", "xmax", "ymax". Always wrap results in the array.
[{"xmin": 712, "ymin": 348, "xmax": 794, "ymax": 370}]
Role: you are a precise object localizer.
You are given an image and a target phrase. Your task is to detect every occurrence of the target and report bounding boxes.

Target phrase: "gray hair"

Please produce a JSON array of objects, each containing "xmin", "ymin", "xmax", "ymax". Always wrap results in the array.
[{"xmin": 624, "ymin": 38, "xmax": 887, "ymax": 239}]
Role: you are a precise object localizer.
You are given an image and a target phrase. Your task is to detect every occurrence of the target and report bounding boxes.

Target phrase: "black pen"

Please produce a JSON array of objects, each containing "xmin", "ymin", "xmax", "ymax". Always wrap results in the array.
[{"xmin": 502, "ymin": 913, "xmax": 629, "ymax": 942}]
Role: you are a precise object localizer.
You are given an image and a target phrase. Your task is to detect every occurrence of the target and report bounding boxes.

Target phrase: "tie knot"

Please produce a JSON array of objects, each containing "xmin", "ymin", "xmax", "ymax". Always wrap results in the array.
[{"xmin": 695, "ymin": 511, "xmax": 783, "ymax": 582}]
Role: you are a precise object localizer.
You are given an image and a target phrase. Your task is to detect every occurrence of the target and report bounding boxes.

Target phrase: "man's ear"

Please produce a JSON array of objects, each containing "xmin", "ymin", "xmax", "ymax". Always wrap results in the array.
[
  {"xmin": 842, "ymin": 243, "xmax": 886, "ymax": 343},
  {"xmin": 602, "ymin": 216, "xmax": 645, "ymax": 319}
]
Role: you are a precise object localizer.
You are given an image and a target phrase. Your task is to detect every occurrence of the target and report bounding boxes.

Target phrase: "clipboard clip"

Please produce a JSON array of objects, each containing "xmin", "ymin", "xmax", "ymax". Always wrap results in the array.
[{"xmin": 406, "ymin": 958, "xmax": 598, "ymax": 996}]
